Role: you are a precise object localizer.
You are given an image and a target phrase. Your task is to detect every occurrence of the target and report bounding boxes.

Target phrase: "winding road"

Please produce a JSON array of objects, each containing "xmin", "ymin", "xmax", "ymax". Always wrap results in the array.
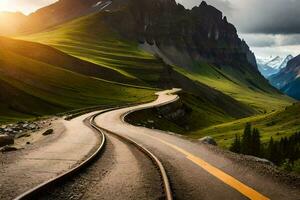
[
  {"xmin": 2, "ymin": 89, "xmax": 300, "ymax": 200},
  {"xmin": 94, "ymin": 89, "xmax": 300, "ymax": 200}
]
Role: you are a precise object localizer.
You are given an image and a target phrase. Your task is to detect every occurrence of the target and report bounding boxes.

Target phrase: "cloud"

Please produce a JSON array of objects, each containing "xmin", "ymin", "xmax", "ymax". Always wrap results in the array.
[
  {"xmin": 233, "ymin": 0, "xmax": 300, "ymax": 34},
  {"xmin": 176, "ymin": 0, "xmax": 300, "ymax": 57},
  {"xmin": 240, "ymin": 34, "xmax": 300, "ymax": 47},
  {"xmin": 252, "ymin": 45, "xmax": 300, "ymax": 58},
  {"xmin": 176, "ymin": 0, "xmax": 300, "ymax": 34}
]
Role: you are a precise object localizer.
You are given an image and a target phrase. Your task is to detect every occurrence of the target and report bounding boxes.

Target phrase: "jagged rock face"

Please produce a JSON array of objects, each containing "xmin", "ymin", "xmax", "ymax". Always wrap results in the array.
[{"xmin": 105, "ymin": 0, "xmax": 257, "ymax": 70}]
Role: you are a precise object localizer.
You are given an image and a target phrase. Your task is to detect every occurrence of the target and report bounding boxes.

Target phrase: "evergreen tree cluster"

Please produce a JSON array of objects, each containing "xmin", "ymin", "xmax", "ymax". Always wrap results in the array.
[
  {"xmin": 230, "ymin": 123, "xmax": 300, "ymax": 168},
  {"xmin": 266, "ymin": 132, "xmax": 300, "ymax": 165},
  {"xmin": 230, "ymin": 123, "xmax": 261, "ymax": 156}
]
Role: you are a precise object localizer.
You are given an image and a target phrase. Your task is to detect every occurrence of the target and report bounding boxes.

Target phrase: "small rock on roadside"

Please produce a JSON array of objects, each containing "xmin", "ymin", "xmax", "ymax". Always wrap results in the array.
[
  {"xmin": 249, "ymin": 156, "xmax": 274, "ymax": 166},
  {"xmin": 42, "ymin": 129, "xmax": 54, "ymax": 136},
  {"xmin": 199, "ymin": 136, "xmax": 217, "ymax": 146},
  {"xmin": 0, "ymin": 135, "xmax": 14, "ymax": 147},
  {"xmin": 17, "ymin": 133, "xmax": 31, "ymax": 139},
  {"xmin": 0, "ymin": 145, "xmax": 18, "ymax": 152}
]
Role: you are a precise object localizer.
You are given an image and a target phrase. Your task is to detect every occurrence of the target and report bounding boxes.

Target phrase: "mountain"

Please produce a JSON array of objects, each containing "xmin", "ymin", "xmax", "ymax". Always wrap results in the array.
[
  {"xmin": 20, "ymin": 0, "xmax": 291, "ymax": 114},
  {"xmin": 257, "ymin": 55, "xmax": 293, "ymax": 78},
  {"xmin": 102, "ymin": 0, "xmax": 257, "ymax": 70},
  {"xmin": 267, "ymin": 55, "xmax": 293, "ymax": 70},
  {"xmin": 1, "ymin": 0, "xmax": 257, "ymax": 69},
  {"xmin": 270, "ymin": 54, "xmax": 300, "ymax": 100},
  {"xmin": 1, "ymin": 0, "xmax": 293, "ymax": 124}
]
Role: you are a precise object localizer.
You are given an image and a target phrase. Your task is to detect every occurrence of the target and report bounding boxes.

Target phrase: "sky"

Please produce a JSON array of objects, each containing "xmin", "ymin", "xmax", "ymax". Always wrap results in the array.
[
  {"xmin": 0, "ymin": 0, "xmax": 56, "ymax": 15},
  {"xmin": 0, "ymin": 0, "xmax": 299, "ymax": 58},
  {"xmin": 176, "ymin": 0, "xmax": 300, "ymax": 58}
]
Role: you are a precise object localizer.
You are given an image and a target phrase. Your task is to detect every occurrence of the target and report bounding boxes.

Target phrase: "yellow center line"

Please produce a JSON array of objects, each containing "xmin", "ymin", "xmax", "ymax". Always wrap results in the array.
[{"xmin": 146, "ymin": 135, "xmax": 270, "ymax": 200}]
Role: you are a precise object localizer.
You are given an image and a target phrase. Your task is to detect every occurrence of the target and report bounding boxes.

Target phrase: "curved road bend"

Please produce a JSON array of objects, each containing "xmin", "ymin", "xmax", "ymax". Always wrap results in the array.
[
  {"xmin": 35, "ymin": 129, "xmax": 164, "ymax": 200},
  {"xmin": 0, "ymin": 111, "xmax": 102, "ymax": 200},
  {"xmin": 95, "ymin": 88, "xmax": 300, "ymax": 200}
]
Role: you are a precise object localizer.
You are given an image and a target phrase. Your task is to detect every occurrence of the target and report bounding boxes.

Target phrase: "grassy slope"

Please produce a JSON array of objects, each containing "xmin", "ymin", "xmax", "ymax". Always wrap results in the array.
[
  {"xmin": 174, "ymin": 62, "xmax": 293, "ymax": 113},
  {"xmin": 21, "ymin": 12, "xmax": 293, "ymax": 113},
  {"xmin": 20, "ymin": 12, "xmax": 166, "ymax": 86},
  {"xmin": 126, "ymin": 92, "xmax": 238, "ymax": 133},
  {"xmin": 0, "ymin": 37, "xmax": 139, "ymax": 85},
  {"xmin": 196, "ymin": 103, "xmax": 300, "ymax": 148},
  {"xmin": 0, "ymin": 38, "xmax": 156, "ymax": 122}
]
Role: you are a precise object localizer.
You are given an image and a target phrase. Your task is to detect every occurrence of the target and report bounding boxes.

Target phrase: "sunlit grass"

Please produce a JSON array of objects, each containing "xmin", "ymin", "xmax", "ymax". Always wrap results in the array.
[
  {"xmin": 173, "ymin": 63, "xmax": 293, "ymax": 113},
  {"xmin": 190, "ymin": 103, "xmax": 300, "ymax": 148},
  {"xmin": 0, "ymin": 38, "xmax": 156, "ymax": 122},
  {"xmin": 20, "ymin": 12, "xmax": 165, "ymax": 86}
]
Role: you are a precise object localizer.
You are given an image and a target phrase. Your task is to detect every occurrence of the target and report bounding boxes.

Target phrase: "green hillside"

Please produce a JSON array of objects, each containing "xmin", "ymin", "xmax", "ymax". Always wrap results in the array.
[
  {"xmin": 174, "ymin": 63, "xmax": 293, "ymax": 113},
  {"xmin": 0, "ymin": 37, "xmax": 156, "ymax": 122},
  {"xmin": 126, "ymin": 92, "xmax": 250, "ymax": 134},
  {"xmin": 21, "ymin": 12, "xmax": 166, "ymax": 86},
  {"xmin": 21, "ymin": 12, "xmax": 293, "ymax": 113},
  {"xmin": 195, "ymin": 103, "xmax": 300, "ymax": 148}
]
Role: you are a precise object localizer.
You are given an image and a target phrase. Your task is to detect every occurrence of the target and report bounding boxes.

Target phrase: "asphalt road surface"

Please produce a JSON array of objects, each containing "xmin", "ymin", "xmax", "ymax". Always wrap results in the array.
[
  {"xmin": 0, "ymin": 111, "xmax": 102, "ymax": 200},
  {"xmin": 94, "ymin": 89, "xmax": 300, "ymax": 200},
  {"xmin": 35, "ymin": 129, "xmax": 164, "ymax": 200}
]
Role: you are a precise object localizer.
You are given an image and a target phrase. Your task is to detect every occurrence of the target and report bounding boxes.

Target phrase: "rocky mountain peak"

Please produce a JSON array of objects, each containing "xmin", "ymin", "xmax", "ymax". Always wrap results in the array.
[
  {"xmin": 200, "ymin": 1, "xmax": 208, "ymax": 7},
  {"xmin": 104, "ymin": 0, "xmax": 257, "ymax": 70}
]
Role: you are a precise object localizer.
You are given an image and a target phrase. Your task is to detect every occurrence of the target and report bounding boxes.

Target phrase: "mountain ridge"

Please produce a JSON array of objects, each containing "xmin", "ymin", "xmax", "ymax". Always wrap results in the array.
[
  {"xmin": 270, "ymin": 54, "xmax": 300, "ymax": 100},
  {"xmin": 0, "ymin": 0, "xmax": 118, "ymax": 35},
  {"xmin": 21, "ymin": 8, "xmax": 291, "ymax": 113},
  {"xmin": 257, "ymin": 55, "xmax": 293, "ymax": 78},
  {"xmin": 102, "ymin": 0, "xmax": 258, "ymax": 71}
]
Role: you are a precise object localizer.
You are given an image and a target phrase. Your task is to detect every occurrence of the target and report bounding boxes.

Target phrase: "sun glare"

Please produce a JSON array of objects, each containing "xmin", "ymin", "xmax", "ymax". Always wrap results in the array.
[
  {"xmin": 0, "ymin": 0, "xmax": 29, "ymax": 14},
  {"xmin": 0, "ymin": 0, "xmax": 57, "ymax": 15}
]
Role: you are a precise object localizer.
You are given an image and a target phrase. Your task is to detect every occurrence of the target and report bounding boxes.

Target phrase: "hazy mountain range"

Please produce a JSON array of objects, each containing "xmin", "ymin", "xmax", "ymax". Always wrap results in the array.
[
  {"xmin": 270, "ymin": 54, "xmax": 300, "ymax": 100},
  {"xmin": 257, "ymin": 55, "xmax": 293, "ymax": 78}
]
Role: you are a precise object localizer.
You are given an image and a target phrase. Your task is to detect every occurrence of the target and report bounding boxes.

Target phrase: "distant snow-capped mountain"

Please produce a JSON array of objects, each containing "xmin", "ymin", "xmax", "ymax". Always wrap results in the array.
[
  {"xmin": 257, "ymin": 55, "xmax": 293, "ymax": 78},
  {"xmin": 269, "ymin": 54, "xmax": 300, "ymax": 100}
]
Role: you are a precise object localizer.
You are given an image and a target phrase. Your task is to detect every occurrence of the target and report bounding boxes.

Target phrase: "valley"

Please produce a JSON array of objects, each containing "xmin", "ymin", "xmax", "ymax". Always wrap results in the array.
[
  {"xmin": 0, "ymin": 0, "xmax": 299, "ymax": 199},
  {"xmin": 1, "ymin": 0, "xmax": 295, "ymax": 146},
  {"xmin": 0, "ymin": 37, "xmax": 156, "ymax": 122}
]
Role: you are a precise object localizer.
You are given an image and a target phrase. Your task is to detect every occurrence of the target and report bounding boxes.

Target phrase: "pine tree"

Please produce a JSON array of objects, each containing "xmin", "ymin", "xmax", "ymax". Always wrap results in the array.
[
  {"xmin": 230, "ymin": 134, "xmax": 241, "ymax": 153},
  {"xmin": 242, "ymin": 123, "xmax": 252, "ymax": 155},
  {"xmin": 267, "ymin": 137, "xmax": 275, "ymax": 161},
  {"xmin": 252, "ymin": 128, "xmax": 261, "ymax": 156}
]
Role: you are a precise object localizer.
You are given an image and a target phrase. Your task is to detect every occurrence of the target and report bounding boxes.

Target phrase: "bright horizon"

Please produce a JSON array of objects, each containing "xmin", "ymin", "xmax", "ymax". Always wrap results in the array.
[{"xmin": 0, "ymin": 0, "xmax": 57, "ymax": 15}]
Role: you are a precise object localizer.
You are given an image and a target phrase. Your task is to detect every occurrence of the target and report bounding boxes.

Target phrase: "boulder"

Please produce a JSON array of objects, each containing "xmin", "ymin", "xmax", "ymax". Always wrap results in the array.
[
  {"xmin": 199, "ymin": 136, "xmax": 217, "ymax": 146},
  {"xmin": 0, "ymin": 135, "xmax": 14, "ymax": 147}
]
